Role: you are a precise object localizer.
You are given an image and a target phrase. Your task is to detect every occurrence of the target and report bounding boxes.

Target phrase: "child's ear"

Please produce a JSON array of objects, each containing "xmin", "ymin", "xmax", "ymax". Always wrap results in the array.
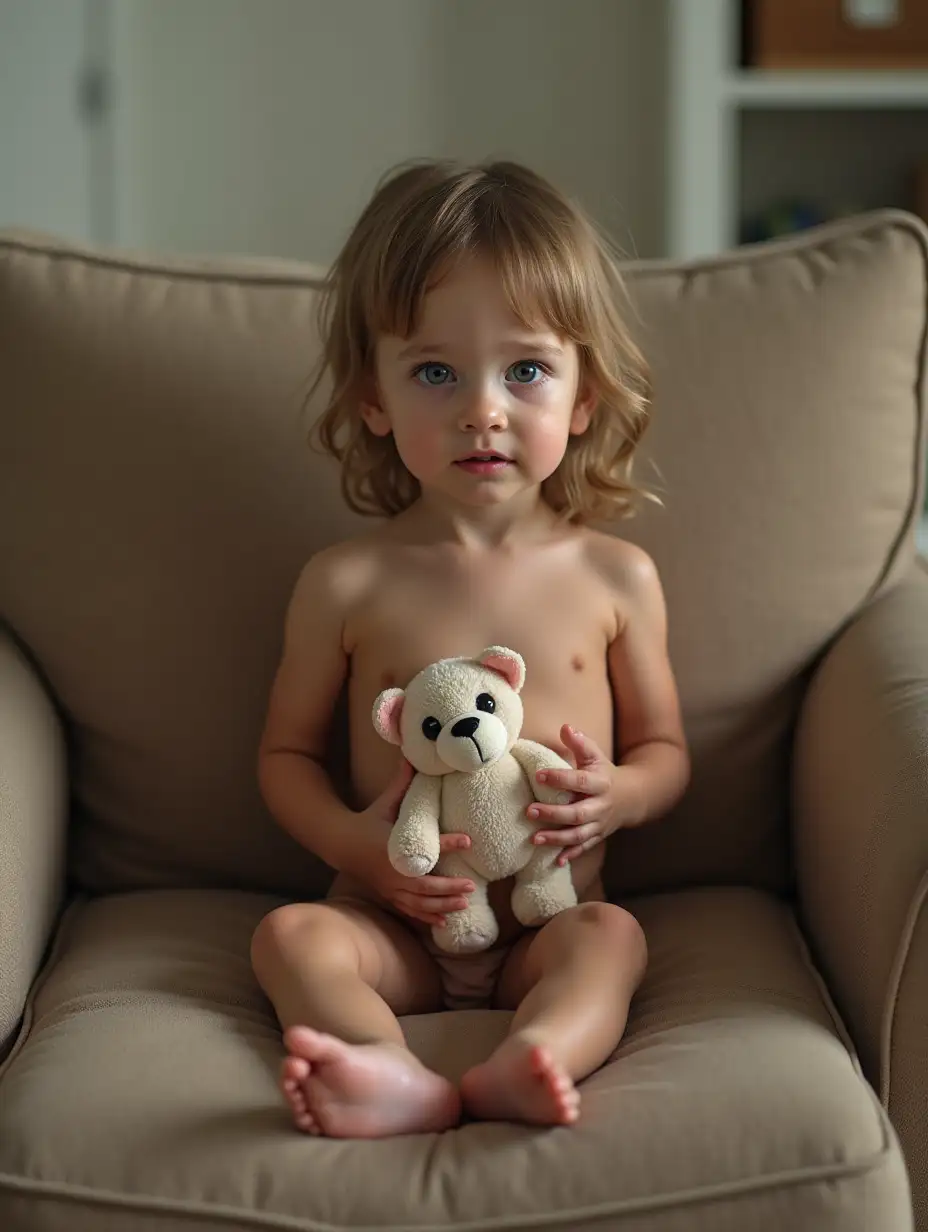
[
  {"xmin": 569, "ymin": 380, "xmax": 597, "ymax": 436},
  {"xmin": 359, "ymin": 376, "xmax": 393, "ymax": 438},
  {"xmin": 361, "ymin": 400, "xmax": 392, "ymax": 438}
]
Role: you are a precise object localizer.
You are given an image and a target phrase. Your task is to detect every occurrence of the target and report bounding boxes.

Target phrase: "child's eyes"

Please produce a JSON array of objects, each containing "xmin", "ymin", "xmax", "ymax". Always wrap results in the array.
[
  {"xmin": 412, "ymin": 363, "xmax": 456, "ymax": 386},
  {"xmin": 410, "ymin": 360, "xmax": 550, "ymax": 387},
  {"xmin": 505, "ymin": 360, "xmax": 548, "ymax": 385}
]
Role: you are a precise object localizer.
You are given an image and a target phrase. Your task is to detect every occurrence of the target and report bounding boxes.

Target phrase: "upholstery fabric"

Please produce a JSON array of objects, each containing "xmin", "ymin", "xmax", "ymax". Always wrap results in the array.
[{"xmin": 0, "ymin": 887, "xmax": 909, "ymax": 1231}]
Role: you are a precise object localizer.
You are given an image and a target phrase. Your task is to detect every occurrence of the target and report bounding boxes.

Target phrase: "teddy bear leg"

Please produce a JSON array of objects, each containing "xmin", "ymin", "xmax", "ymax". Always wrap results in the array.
[
  {"xmin": 430, "ymin": 855, "xmax": 498, "ymax": 954},
  {"xmin": 511, "ymin": 847, "xmax": 578, "ymax": 928}
]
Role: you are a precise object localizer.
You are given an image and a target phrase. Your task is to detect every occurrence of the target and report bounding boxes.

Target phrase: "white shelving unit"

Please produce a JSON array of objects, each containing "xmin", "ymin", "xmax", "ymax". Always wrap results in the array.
[
  {"xmin": 667, "ymin": 0, "xmax": 928, "ymax": 552},
  {"xmin": 667, "ymin": 0, "xmax": 928, "ymax": 259}
]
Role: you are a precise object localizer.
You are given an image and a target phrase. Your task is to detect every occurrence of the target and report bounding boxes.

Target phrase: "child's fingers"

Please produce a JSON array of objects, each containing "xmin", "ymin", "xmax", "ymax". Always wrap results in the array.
[
  {"xmin": 418, "ymin": 894, "xmax": 470, "ymax": 914},
  {"xmin": 536, "ymin": 767, "xmax": 607, "ymax": 795},
  {"xmin": 533, "ymin": 830, "xmax": 576, "ymax": 847},
  {"xmin": 561, "ymin": 724, "xmax": 606, "ymax": 766},
  {"xmin": 416, "ymin": 910, "xmax": 448, "ymax": 927},
  {"xmin": 527, "ymin": 800, "xmax": 590, "ymax": 826},
  {"xmin": 438, "ymin": 832, "xmax": 472, "ymax": 853},
  {"xmin": 419, "ymin": 874, "xmax": 475, "ymax": 896},
  {"xmin": 532, "ymin": 821, "xmax": 600, "ymax": 849},
  {"xmin": 558, "ymin": 836, "xmax": 604, "ymax": 866},
  {"xmin": 392, "ymin": 895, "xmax": 448, "ymax": 927},
  {"xmin": 394, "ymin": 885, "xmax": 470, "ymax": 912}
]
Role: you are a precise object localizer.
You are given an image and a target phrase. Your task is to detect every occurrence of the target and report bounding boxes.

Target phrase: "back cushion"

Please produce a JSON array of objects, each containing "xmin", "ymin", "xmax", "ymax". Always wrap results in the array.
[{"xmin": 0, "ymin": 215, "xmax": 924, "ymax": 900}]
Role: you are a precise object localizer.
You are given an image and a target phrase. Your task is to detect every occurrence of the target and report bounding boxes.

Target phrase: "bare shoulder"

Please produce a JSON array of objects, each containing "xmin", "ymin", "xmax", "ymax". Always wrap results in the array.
[
  {"xmin": 580, "ymin": 531, "xmax": 664, "ymax": 623},
  {"xmin": 581, "ymin": 532, "xmax": 683, "ymax": 759},
  {"xmin": 261, "ymin": 531, "xmax": 393, "ymax": 761},
  {"xmin": 288, "ymin": 529, "xmax": 389, "ymax": 630}
]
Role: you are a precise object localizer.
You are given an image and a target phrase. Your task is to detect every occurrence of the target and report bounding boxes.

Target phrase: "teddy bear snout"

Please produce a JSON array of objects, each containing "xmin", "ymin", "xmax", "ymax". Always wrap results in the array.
[{"xmin": 437, "ymin": 710, "xmax": 511, "ymax": 773}]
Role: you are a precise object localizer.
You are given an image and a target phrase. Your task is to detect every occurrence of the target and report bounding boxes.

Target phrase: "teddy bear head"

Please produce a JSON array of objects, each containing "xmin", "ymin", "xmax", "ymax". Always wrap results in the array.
[{"xmin": 372, "ymin": 646, "xmax": 526, "ymax": 775}]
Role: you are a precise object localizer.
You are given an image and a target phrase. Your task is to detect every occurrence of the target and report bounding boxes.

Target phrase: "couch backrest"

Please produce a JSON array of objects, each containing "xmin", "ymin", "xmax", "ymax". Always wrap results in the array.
[{"xmin": 1, "ymin": 214, "xmax": 925, "ymax": 901}]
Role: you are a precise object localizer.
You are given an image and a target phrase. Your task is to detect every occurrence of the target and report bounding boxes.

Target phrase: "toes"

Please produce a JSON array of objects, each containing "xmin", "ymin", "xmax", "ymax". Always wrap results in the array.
[
  {"xmin": 558, "ymin": 1087, "xmax": 581, "ymax": 1124},
  {"xmin": 283, "ymin": 1025, "xmax": 319, "ymax": 1059},
  {"xmin": 281, "ymin": 1056, "xmax": 310, "ymax": 1084},
  {"xmin": 294, "ymin": 1107, "xmax": 318, "ymax": 1134},
  {"xmin": 529, "ymin": 1045, "xmax": 551, "ymax": 1076},
  {"xmin": 530, "ymin": 1045, "xmax": 559, "ymax": 1087},
  {"xmin": 529, "ymin": 1046, "xmax": 580, "ymax": 1124}
]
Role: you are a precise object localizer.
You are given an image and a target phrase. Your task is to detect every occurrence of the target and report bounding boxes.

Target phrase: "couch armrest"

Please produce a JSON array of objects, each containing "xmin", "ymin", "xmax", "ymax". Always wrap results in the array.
[
  {"xmin": 0, "ymin": 627, "xmax": 68, "ymax": 1054},
  {"xmin": 793, "ymin": 565, "xmax": 928, "ymax": 1176}
]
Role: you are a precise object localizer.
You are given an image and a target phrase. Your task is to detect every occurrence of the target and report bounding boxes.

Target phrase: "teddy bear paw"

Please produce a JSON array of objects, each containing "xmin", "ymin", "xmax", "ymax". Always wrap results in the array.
[
  {"xmin": 391, "ymin": 853, "xmax": 435, "ymax": 877},
  {"xmin": 433, "ymin": 918, "xmax": 498, "ymax": 954},
  {"xmin": 511, "ymin": 883, "xmax": 567, "ymax": 928}
]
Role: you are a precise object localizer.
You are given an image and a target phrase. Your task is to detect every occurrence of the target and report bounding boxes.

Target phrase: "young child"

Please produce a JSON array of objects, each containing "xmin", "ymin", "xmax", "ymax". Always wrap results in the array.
[{"xmin": 251, "ymin": 159, "xmax": 689, "ymax": 1139}]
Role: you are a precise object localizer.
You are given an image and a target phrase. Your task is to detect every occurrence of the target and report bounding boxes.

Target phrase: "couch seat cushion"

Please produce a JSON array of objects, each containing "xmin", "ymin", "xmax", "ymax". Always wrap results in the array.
[{"xmin": 0, "ymin": 886, "xmax": 909, "ymax": 1232}]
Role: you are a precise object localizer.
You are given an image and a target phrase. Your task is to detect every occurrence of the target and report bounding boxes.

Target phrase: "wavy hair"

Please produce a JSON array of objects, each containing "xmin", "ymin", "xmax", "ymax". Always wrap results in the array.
[{"xmin": 308, "ymin": 159, "xmax": 652, "ymax": 523}]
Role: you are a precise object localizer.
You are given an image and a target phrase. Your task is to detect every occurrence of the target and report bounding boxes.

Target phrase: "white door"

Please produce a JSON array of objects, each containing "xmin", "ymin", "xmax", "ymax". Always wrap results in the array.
[{"xmin": 0, "ymin": 0, "xmax": 113, "ymax": 243}]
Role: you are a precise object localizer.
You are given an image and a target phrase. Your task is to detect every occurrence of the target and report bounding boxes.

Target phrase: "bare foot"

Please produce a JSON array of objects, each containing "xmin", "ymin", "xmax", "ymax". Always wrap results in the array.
[
  {"xmin": 279, "ymin": 1026, "xmax": 461, "ymax": 1138},
  {"xmin": 460, "ymin": 1036, "xmax": 580, "ymax": 1126}
]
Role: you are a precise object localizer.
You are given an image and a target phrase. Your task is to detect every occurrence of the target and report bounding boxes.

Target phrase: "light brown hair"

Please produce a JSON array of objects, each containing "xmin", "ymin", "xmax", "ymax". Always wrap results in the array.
[{"xmin": 309, "ymin": 159, "xmax": 652, "ymax": 523}]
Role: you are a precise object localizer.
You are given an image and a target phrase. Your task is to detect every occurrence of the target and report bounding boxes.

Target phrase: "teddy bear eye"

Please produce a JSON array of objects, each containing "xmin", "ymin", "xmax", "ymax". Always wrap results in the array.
[
  {"xmin": 476, "ymin": 693, "xmax": 495, "ymax": 714},
  {"xmin": 421, "ymin": 716, "xmax": 441, "ymax": 741}
]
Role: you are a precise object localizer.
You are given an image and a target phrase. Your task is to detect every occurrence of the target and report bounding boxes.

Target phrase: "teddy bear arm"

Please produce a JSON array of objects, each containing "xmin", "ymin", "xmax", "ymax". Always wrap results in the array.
[
  {"xmin": 387, "ymin": 772, "xmax": 442, "ymax": 878},
  {"xmin": 509, "ymin": 738, "xmax": 573, "ymax": 805}
]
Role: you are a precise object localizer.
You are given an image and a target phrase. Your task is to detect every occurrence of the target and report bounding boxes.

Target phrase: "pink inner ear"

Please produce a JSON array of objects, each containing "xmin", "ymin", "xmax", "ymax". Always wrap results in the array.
[
  {"xmin": 373, "ymin": 690, "xmax": 405, "ymax": 745},
  {"xmin": 479, "ymin": 647, "xmax": 525, "ymax": 694}
]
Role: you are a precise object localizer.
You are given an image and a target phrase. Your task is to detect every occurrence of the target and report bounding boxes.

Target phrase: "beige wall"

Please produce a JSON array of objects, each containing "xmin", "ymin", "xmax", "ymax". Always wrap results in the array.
[{"xmin": 115, "ymin": 0, "xmax": 667, "ymax": 263}]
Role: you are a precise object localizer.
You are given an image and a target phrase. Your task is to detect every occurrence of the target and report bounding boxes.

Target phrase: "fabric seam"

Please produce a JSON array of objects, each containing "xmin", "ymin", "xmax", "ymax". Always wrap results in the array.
[
  {"xmin": 880, "ymin": 865, "xmax": 928, "ymax": 1107},
  {"xmin": 0, "ymin": 1139, "xmax": 900, "ymax": 1232}
]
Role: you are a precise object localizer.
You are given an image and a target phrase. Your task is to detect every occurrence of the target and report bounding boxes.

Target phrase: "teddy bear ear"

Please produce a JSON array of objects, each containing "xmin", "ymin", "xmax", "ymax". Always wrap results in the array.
[
  {"xmin": 478, "ymin": 646, "xmax": 526, "ymax": 694},
  {"xmin": 372, "ymin": 688, "xmax": 405, "ymax": 745}
]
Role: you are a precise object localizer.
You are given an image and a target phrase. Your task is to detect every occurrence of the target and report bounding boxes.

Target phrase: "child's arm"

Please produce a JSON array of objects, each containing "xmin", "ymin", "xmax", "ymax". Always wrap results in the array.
[
  {"xmin": 257, "ymin": 548, "xmax": 372, "ymax": 874},
  {"xmin": 258, "ymin": 549, "xmax": 475, "ymax": 926},
  {"xmin": 604, "ymin": 545, "xmax": 690, "ymax": 820},
  {"xmin": 527, "ymin": 542, "xmax": 690, "ymax": 862}
]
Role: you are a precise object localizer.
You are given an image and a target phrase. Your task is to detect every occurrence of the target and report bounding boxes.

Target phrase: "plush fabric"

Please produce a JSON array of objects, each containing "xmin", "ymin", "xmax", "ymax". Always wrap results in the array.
[{"xmin": 376, "ymin": 648, "xmax": 575, "ymax": 953}]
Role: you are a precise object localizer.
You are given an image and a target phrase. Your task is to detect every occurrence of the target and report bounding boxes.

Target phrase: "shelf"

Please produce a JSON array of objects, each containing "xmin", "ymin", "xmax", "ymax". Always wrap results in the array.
[
  {"xmin": 919, "ymin": 512, "xmax": 928, "ymax": 559},
  {"xmin": 723, "ymin": 70, "xmax": 928, "ymax": 109}
]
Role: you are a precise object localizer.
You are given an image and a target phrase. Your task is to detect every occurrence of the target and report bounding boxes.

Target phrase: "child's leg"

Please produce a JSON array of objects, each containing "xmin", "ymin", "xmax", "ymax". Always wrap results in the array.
[
  {"xmin": 460, "ymin": 902, "xmax": 646, "ymax": 1126},
  {"xmin": 251, "ymin": 900, "xmax": 460, "ymax": 1137}
]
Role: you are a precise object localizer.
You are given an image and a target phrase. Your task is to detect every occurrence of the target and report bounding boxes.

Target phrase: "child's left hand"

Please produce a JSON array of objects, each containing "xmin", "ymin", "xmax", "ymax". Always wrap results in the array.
[{"xmin": 527, "ymin": 724, "xmax": 642, "ymax": 865}]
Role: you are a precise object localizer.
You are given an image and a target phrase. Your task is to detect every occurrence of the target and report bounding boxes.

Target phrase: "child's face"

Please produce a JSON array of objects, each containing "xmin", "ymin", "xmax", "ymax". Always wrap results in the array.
[{"xmin": 364, "ymin": 257, "xmax": 595, "ymax": 508}]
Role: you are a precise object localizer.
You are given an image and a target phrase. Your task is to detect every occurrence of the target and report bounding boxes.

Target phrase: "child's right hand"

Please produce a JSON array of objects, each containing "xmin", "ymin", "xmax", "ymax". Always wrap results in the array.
[{"xmin": 351, "ymin": 758, "xmax": 475, "ymax": 928}]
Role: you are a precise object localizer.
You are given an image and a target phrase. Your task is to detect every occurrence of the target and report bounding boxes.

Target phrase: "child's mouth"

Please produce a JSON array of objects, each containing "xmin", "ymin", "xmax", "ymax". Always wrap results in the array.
[{"xmin": 454, "ymin": 454, "xmax": 512, "ymax": 474}]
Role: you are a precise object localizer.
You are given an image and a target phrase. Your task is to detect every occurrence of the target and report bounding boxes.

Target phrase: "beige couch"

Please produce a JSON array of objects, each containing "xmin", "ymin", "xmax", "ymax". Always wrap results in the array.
[{"xmin": 0, "ymin": 211, "xmax": 926, "ymax": 1232}]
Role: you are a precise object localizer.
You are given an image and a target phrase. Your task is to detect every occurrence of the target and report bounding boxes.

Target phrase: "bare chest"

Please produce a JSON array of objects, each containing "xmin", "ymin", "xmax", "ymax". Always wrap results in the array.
[{"xmin": 345, "ymin": 558, "xmax": 618, "ymax": 807}]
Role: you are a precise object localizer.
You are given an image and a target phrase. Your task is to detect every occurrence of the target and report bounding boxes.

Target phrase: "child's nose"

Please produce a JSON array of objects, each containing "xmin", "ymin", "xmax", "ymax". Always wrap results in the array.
[{"xmin": 458, "ymin": 389, "xmax": 507, "ymax": 432}]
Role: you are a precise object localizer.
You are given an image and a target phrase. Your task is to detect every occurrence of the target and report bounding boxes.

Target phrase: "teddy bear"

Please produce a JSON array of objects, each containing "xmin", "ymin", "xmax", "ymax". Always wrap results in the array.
[{"xmin": 372, "ymin": 645, "xmax": 578, "ymax": 954}]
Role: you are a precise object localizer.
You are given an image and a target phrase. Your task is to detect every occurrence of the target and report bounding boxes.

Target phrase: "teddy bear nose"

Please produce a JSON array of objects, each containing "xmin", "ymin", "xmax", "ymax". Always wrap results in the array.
[{"xmin": 451, "ymin": 716, "xmax": 480, "ymax": 739}]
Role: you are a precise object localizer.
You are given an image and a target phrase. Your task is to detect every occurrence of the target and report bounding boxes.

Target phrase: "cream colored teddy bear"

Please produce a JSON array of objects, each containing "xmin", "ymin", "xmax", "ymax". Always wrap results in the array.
[{"xmin": 372, "ymin": 646, "xmax": 578, "ymax": 954}]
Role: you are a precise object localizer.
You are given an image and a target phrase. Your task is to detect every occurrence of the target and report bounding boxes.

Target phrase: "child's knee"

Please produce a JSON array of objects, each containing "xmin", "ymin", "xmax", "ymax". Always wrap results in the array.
[
  {"xmin": 568, "ymin": 902, "xmax": 647, "ymax": 968},
  {"xmin": 250, "ymin": 903, "xmax": 356, "ymax": 978}
]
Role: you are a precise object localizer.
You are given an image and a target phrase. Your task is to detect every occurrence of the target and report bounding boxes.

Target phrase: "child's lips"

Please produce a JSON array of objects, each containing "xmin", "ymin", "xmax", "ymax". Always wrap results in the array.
[{"xmin": 454, "ymin": 453, "xmax": 512, "ymax": 474}]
